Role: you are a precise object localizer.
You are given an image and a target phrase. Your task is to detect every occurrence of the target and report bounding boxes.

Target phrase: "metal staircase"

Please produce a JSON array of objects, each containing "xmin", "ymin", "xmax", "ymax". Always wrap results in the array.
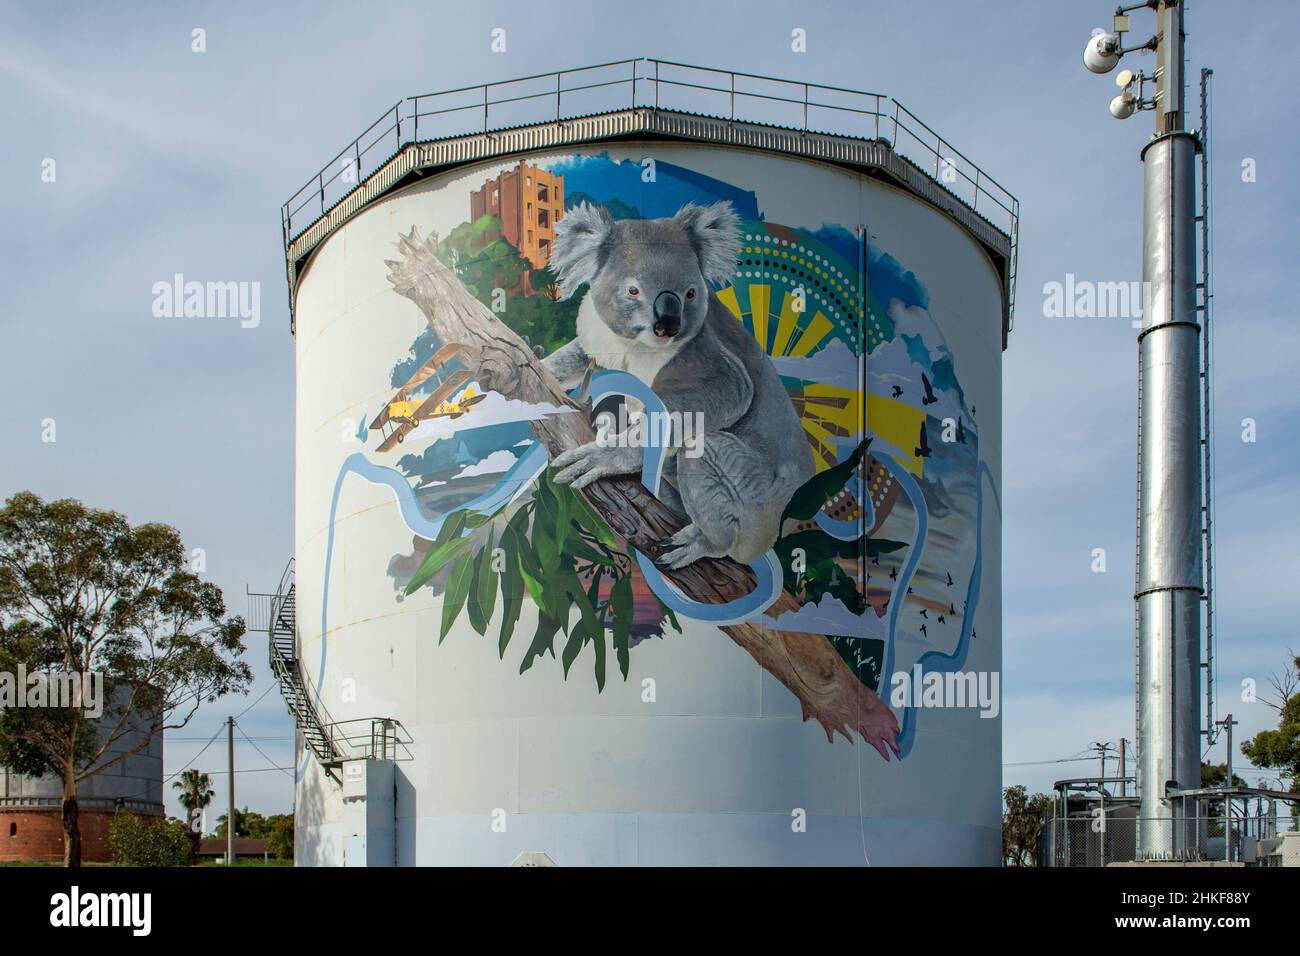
[
  {"xmin": 250, "ymin": 559, "xmax": 413, "ymax": 784},
  {"xmin": 266, "ymin": 560, "xmax": 345, "ymax": 775}
]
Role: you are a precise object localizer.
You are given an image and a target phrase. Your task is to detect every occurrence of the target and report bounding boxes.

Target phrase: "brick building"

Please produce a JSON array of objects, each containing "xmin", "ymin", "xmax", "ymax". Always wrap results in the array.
[
  {"xmin": 0, "ymin": 695, "xmax": 164, "ymax": 863},
  {"xmin": 469, "ymin": 161, "xmax": 564, "ymax": 270}
]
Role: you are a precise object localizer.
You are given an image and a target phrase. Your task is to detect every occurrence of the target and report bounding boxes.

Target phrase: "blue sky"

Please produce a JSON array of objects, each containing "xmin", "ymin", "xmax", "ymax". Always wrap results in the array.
[{"xmin": 1, "ymin": 0, "xmax": 1296, "ymax": 822}]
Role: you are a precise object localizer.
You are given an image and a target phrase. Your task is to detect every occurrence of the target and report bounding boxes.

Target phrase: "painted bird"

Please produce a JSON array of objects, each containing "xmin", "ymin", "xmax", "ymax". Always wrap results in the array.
[
  {"xmin": 915, "ymin": 421, "xmax": 932, "ymax": 459},
  {"xmin": 921, "ymin": 373, "xmax": 939, "ymax": 406}
]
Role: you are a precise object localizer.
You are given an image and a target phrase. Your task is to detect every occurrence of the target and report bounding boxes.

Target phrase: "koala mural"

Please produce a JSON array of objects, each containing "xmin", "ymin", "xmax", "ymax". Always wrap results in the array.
[
  {"xmin": 339, "ymin": 154, "xmax": 907, "ymax": 758},
  {"xmin": 542, "ymin": 201, "xmax": 816, "ymax": 569}
]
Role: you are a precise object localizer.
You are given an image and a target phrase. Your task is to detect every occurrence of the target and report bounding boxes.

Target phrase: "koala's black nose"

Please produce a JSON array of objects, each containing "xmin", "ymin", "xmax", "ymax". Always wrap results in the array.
[{"xmin": 653, "ymin": 291, "xmax": 682, "ymax": 338}]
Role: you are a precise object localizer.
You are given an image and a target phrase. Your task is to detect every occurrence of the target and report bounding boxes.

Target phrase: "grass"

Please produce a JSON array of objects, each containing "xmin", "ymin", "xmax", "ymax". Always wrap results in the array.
[
  {"xmin": 2, "ymin": 858, "xmax": 291, "ymax": 867},
  {"xmin": 195, "ymin": 857, "xmax": 292, "ymax": 867},
  {"xmin": 0, "ymin": 860, "xmax": 115, "ymax": 867}
]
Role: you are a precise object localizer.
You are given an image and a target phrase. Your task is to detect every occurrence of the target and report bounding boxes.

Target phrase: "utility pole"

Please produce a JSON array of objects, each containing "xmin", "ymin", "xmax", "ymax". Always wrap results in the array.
[
  {"xmin": 1219, "ymin": 713, "xmax": 1238, "ymax": 861},
  {"xmin": 1092, "ymin": 741, "xmax": 1117, "ymax": 781},
  {"xmin": 1221, "ymin": 713, "xmax": 1236, "ymax": 787},
  {"xmin": 227, "ymin": 716, "xmax": 236, "ymax": 866}
]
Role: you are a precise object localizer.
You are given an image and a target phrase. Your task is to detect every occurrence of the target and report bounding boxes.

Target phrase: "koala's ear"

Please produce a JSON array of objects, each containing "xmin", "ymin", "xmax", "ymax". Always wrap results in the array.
[
  {"xmin": 549, "ymin": 202, "xmax": 615, "ymax": 298},
  {"xmin": 674, "ymin": 201, "xmax": 742, "ymax": 286}
]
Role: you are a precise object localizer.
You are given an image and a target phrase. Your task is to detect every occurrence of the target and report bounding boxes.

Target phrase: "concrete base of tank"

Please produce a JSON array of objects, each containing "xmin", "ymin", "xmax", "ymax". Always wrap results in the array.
[{"xmin": 294, "ymin": 811, "xmax": 999, "ymax": 866}]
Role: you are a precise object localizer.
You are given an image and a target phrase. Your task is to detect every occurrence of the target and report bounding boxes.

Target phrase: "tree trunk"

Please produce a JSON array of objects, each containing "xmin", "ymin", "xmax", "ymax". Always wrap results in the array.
[
  {"xmin": 62, "ymin": 765, "xmax": 81, "ymax": 868},
  {"xmin": 385, "ymin": 228, "xmax": 899, "ymax": 759}
]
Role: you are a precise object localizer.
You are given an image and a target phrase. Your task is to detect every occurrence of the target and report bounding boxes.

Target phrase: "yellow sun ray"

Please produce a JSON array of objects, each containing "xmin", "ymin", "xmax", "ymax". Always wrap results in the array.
[
  {"xmin": 788, "ymin": 310, "xmax": 834, "ymax": 357},
  {"xmin": 771, "ymin": 290, "xmax": 802, "ymax": 356},
  {"xmin": 866, "ymin": 393, "xmax": 926, "ymax": 477},
  {"xmin": 749, "ymin": 283, "xmax": 772, "ymax": 353},
  {"xmin": 714, "ymin": 285, "xmax": 742, "ymax": 321}
]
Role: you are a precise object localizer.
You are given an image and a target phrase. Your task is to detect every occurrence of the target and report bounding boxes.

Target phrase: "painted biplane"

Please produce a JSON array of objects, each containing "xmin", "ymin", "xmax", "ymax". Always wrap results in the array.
[
  {"xmin": 369, "ymin": 343, "xmax": 483, "ymax": 452},
  {"xmin": 429, "ymin": 385, "xmax": 485, "ymax": 420}
]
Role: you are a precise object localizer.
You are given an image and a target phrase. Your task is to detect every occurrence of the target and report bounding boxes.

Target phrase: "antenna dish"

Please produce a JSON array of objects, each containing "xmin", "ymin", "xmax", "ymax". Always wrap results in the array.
[
  {"xmin": 1116, "ymin": 69, "xmax": 1135, "ymax": 88},
  {"xmin": 1084, "ymin": 32, "xmax": 1122, "ymax": 73},
  {"xmin": 1110, "ymin": 92, "xmax": 1136, "ymax": 119}
]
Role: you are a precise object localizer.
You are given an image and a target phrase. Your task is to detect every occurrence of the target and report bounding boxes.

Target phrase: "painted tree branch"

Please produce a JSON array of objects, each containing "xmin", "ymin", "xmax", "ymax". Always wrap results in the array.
[{"xmin": 385, "ymin": 228, "xmax": 899, "ymax": 758}]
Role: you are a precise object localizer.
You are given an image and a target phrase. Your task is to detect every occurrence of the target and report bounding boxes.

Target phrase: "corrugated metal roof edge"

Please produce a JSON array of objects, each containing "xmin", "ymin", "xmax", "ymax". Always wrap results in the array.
[{"xmin": 284, "ymin": 107, "xmax": 1015, "ymax": 343}]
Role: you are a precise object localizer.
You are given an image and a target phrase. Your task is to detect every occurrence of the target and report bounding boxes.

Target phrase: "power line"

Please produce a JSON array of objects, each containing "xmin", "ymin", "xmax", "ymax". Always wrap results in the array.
[
  {"xmin": 1003, "ymin": 756, "xmax": 1097, "ymax": 768},
  {"xmin": 123, "ymin": 713, "xmax": 293, "ymax": 803},
  {"xmin": 169, "ymin": 735, "xmax": 293, "ymax": 742},
  {"xmin": 117, "ymin": 720, "xmax": 226, "ymax": 803},
  {"xmin": 232, "ymin": 681, "xmax": 278, "ymax": 722},
  {"xmin": 168, "ymin": 766, "xmax": 293, "ymax": 776},
  {"xmin": 236, "ymin": 721, "xmax": 294, "ymax": 779}
]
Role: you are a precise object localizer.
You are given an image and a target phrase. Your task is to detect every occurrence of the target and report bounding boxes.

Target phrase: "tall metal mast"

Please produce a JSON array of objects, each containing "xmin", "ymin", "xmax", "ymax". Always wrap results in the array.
[
  {"xmin": 1083, "ymin": 0, "xmax": 1204, "ymax": 858},
  {"xmin": 1133, "ymin": 0, "xmax": 1203, "ymax": 858}
]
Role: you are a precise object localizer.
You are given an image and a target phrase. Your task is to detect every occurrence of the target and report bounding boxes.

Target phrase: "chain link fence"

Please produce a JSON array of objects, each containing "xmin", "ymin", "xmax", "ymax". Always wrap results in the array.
[{"xmin": 1037, "ymin": 810, "xmax": 1296, "ymax": 866}]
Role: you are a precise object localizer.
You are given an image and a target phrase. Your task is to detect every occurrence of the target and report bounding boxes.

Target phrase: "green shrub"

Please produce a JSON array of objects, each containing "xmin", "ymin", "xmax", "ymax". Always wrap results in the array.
[
  {"xmin": 266, "ymin": 815, "xmax": 294, "ymax": 861},
  {"xmin": 108, "ymin": 813, "xmax": 194, "ymax": 867}
]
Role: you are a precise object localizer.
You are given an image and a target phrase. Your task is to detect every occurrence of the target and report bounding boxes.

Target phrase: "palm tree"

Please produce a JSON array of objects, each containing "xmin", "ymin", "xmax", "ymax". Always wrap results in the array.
[{"xmin": 172, "ymin": 769, "xmax": 214, "ymax": 833}]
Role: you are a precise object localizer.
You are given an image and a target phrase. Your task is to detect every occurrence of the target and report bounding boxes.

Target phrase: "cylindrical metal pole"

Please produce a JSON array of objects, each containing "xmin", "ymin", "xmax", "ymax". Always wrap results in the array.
[
  {"xmin": 1119, "ymin": 738, "xmax": 1128, "ymax": 797},
  {"xmin": 1135, "ymin": 130, "xmax": 1202, "ymax": 860},
  {"xmin": 1136, "ymin": 128, "xmax": 1202, "ymax": 857},
  {"xmin": 1224, "ymin": 714, "xmax": 1234, "ymax": 861},
  {"xmin": 1135, "ymin": 0, "xmax": 1203, "ymax": 862},
  {"xmin": 1223, "ymin": 715, "xmax": 1233, "ymax": 786},
  {"xmin": 227, "ymin": 716, "xmax": 236, "ymax": 866}
]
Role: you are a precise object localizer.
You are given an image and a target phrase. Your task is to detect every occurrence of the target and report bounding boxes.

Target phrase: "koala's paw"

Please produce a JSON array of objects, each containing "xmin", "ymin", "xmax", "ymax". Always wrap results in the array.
[
  {"xmin": 552, "ymin": 441, "xmax": 641, "ymax": 490},
  {"xmin": 656, "ymin": 523, "xmax": 725, "ymax": 570}
]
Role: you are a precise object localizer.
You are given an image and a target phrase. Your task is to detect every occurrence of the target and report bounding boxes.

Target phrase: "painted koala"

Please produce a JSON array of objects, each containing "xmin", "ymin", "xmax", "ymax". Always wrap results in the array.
[{"xmin": 544, "ymin": 201, "xmax": 815, "ymax": 570}]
